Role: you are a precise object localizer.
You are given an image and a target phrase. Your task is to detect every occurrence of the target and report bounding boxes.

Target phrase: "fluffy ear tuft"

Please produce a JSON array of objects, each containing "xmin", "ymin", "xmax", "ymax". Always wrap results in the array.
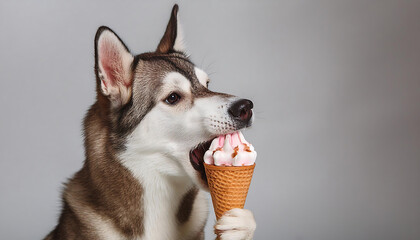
[
  {"xmin": 95, "ymin": 26, "xmax": 134, "ymax": 107},
  {"xmin": 156, "ymin": 4, "xmax": 186, "ymax": 53}
]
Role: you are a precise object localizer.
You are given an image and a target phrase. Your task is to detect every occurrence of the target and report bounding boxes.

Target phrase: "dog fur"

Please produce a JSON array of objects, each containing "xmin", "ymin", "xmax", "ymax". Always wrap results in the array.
[{"xmin": 44, "ymin": 5, "xmax": 256, "ymax": 240}]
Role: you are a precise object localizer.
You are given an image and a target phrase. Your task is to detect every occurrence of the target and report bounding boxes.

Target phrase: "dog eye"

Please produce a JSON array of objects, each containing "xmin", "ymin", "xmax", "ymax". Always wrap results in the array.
[{"xmin": 165, "ymin": 92, "xmax": 181, "ymax": 105}]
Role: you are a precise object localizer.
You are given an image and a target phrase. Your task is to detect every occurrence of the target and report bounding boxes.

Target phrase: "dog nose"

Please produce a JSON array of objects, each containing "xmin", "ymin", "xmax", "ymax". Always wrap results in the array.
[{"xmin": 228, "ymin": 99, "xmax": 254, "ymax": 123}]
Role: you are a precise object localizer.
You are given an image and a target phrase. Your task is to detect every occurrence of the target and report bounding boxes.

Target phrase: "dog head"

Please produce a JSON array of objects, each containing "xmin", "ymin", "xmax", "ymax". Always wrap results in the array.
[{"xmin": 94, "ymin": 5, "xmax": 254, "ymax": 188}]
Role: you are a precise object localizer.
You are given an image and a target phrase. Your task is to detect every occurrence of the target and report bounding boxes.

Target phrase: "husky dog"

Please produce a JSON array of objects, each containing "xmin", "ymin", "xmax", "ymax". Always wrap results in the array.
[{"xmin": 45, "ymin": 5, "xmax": 256, "ymax": 240}]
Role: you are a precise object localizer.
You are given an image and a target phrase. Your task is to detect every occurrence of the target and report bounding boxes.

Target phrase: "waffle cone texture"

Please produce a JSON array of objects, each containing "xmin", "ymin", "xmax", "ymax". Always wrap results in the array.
[{"xmin": 204, "ymin": 163, "xmax": 255, "ymax": 219}]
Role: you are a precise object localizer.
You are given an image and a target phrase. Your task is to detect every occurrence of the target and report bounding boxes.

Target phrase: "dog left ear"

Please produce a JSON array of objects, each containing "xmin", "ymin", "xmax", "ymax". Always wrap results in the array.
[
  {"xmin": 156, "ymin": 4, "xmax": 185, "ymax": 53},
  {"xmin": 95, "ymin": 26, "xmax": 134, "ymax": 107}
]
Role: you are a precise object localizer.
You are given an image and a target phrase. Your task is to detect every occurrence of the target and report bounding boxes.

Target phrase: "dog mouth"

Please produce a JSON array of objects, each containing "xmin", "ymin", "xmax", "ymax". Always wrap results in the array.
[{"xmin": 189, "ymin": 139, "xmax": 214, "ymax": 186}]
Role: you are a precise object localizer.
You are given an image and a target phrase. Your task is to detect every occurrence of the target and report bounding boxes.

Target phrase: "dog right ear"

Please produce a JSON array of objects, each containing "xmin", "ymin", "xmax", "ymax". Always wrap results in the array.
[
  {"xmin": 156, "ymin": 4, "xmax": 185, "ymax": 53},
  {"xmin": 95, "ymin": 26, "xmax": 134, "ymax": 107}
]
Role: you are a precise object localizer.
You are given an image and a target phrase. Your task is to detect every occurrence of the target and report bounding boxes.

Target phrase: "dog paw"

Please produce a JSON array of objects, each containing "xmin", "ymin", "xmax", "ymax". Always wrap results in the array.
[{"xmin": 214, "ymin": 208, "xmax": 256, "ymax": 240}]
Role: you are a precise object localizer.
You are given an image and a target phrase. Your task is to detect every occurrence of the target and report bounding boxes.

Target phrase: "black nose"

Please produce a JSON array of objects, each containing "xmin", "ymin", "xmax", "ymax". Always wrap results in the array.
[{"xmin": 228, "ymin": 99, "xmax": 254, "ymax": 124}]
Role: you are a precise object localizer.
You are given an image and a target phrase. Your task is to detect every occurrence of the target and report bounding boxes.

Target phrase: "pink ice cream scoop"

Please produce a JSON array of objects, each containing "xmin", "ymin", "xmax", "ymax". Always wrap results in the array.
[{"xmin": 204, "ymin": 131, "xmax": 257, "ymax": 166}]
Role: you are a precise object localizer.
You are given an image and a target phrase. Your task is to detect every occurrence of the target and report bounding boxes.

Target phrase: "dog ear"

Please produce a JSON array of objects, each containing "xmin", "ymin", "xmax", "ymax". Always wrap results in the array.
[
  {"xmin": 95, "ymin": 26, "xmax": 134, "ymax": 107},
  {"xmin": 156, "ymin": 4, "xmax": 185, "ymax": 53}
]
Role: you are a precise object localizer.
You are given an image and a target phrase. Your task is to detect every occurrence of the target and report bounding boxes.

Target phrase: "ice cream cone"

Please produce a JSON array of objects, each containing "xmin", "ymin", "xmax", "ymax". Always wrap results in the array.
[{"xmin": 204, "ymin": 163, "xmax": 255, "ymax": 219}]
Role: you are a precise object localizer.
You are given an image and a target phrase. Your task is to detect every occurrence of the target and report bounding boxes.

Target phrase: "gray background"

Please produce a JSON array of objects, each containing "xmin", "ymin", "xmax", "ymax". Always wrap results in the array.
[{"xmin": 1, "ymin": 0, "xmax": 419, "ymax": 239}]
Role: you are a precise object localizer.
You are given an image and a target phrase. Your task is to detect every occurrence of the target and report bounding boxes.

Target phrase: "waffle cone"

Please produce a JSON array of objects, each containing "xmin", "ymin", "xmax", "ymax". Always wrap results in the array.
[{"xmin": 204, "ymin": 163, "xmax": 255, "ymax": 219}]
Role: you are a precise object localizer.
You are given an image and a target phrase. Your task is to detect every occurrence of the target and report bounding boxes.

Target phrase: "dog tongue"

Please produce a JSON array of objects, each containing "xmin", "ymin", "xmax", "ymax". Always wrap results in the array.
[{"xmin": 203, "ymin": 131, "xmax": 257, "ymax": 166}]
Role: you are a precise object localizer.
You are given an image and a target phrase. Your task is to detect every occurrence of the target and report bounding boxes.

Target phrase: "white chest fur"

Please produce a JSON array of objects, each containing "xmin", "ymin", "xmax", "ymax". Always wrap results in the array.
[{"xmin": 121, "ymin": 153, "xmax": 209, "ymax": 240}]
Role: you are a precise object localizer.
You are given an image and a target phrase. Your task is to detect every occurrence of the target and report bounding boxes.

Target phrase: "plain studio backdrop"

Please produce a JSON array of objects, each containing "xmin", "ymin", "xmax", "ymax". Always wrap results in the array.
[{"xmin": 1, "ymin": 1, "xmax": 420, "ymax": 239}]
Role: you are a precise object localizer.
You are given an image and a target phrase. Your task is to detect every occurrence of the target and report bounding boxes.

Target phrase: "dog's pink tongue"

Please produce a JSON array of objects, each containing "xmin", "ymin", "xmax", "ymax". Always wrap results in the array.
[{"xmin": 203, "ymin": 131, "xmax": 257, "ymax": 166}]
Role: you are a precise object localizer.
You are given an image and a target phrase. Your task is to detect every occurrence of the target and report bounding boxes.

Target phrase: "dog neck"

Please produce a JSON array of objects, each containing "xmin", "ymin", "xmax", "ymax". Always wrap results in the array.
[{"xmin": 82, "ymin": 103, "xmax": 199, "ymax": 239}]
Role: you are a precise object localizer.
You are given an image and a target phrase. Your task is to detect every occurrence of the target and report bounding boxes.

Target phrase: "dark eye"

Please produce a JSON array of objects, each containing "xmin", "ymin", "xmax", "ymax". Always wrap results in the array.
[{"xmin": 165, "ymin": 92, "xmax": 181, "ymax": 105}]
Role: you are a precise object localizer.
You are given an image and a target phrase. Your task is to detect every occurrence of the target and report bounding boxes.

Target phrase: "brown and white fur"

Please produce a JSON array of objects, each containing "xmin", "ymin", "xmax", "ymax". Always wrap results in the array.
[{"xmin": 44, "ymin": 5, "xmax": 256, "ymax": 240}]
